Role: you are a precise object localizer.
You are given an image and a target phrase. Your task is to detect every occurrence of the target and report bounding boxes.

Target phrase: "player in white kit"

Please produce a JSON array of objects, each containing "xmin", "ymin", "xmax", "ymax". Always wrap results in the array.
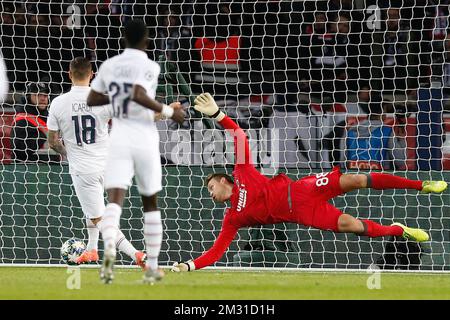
[
  {"xmin": 47, "ymin": 57, "xmax": 147, "ymax": 269},
  {"xmin": 86, "ymin": 19, "xmax": 185, "ymax": 284}
]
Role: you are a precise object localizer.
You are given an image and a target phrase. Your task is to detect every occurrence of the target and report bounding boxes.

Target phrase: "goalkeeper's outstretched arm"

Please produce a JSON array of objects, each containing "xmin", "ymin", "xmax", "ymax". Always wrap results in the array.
[
  {"xmin": 171, "ymin": 93, "xmax": 254, "ymax": 273},
  {"xmin": 194, "ymin": 93, "xmax": 253, "ymax": 166},
  {"xmin": 172, "ymin": 217, "xmax": 239, "ymax": 272}
]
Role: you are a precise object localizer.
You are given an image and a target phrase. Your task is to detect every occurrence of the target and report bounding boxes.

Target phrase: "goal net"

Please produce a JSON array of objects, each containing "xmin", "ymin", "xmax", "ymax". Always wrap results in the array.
[{"xmin": 0, "ymin": 0, "xmax": 449, "ymax": 271}]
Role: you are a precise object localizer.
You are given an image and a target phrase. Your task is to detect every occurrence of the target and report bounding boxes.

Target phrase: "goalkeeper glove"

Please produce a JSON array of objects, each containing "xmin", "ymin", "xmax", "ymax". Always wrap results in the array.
[
  {"xmin": 193, "ymin": 93, "xmax": 225, "ymax": 121},
  {"xmin": 171, "ymin": 260, "xmax": 196, "ymax": 272}
]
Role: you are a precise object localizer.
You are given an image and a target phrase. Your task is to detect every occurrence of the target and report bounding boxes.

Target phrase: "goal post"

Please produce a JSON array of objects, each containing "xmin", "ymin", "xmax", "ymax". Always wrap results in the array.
[{"xmin": 0, "ymin": 1, "xmax": 449, "ymax": 271}]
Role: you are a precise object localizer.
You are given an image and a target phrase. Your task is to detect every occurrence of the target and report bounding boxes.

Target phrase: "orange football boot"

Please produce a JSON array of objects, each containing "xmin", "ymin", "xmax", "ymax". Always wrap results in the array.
[
  {"xmin": 76, "ymin": 249, "xmax": 99, "ymax": 264},
  {"xmin": 135, "ymin": 251, "xmax": 147, "ymax": 270}
]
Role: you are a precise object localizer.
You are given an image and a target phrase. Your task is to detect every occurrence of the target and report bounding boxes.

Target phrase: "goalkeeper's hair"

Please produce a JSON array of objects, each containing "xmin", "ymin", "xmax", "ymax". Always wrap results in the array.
[
  {"xmin": 123, "ymin": 19, "xmax": 148, "ymax": 48},
  {"xmin": 205, "ymin": 173, "xmax": 234, "ymax": 186},
  {"xmin": 69, "ymin": 57, "xmax": 92, "ymax": 80}
]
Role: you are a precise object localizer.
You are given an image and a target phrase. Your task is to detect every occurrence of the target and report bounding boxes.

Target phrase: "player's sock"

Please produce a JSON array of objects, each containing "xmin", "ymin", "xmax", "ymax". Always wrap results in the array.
[
  {"xmin": 116, "ymin": 229, "xmax": 138, "ymax": 260},
  {"xmin": 368, "ymin": 173, "xmax": 422, "ymax": 191},
  {"xmin": 86, "ymin": 219, "xmax": 99, "ymax": 251},
  {"xmin": 97, "ymin": 203, "xmax": 122, "ymax": 253},
  {"xmin": 361, "ymin": 219, "xmax": 403, "ymax": 238},
  {"xmin": 144, "ymin": 211, "xmax": 163, "ymax": 270}
]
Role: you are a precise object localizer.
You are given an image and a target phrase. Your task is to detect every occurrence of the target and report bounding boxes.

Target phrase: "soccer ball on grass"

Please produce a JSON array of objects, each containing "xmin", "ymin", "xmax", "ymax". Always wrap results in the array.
[{"xmin": 61, "ymin": 238, "xmax": 86, "ymax": 265}]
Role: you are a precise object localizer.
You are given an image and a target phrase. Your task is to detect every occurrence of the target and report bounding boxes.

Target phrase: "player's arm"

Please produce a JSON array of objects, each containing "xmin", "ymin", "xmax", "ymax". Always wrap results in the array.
[
  {"xmin": 48, "ymin": 130, "xmax": 67, "ymax": 157},
  {"xmin": 171, "ymin": 216, "xmax": 239, "ymax": 272},
  {"xmin": 154, "ymin": 101, "xmax": 184, "ymax": 121},
  {"xmin": 86, "ymin": 90, "xmax": 110, "ymax": 107},
  {"xmin": 194, "ymin": 93, "xmax": 252, "ymax": 165},
  {"xmin": 87, "ymin": 63, "xmax": 111, "ymax": 107},
  {"xmin": 46, "ymin": 102, "xmax": 67, "ymax": 157},
  {"xmin": 131, "ymin": 84, "xmax": 185, "ymax": 124}
]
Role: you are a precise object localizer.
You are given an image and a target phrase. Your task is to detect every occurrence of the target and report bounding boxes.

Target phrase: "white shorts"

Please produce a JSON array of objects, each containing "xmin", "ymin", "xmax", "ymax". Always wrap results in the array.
[
  {"xmin": 104, "ymin": 133, "xmax": 162, "ymax": 196},
  {"xmin": 71, "ymin": 172, "xmax": 106, "ymax": 219}
]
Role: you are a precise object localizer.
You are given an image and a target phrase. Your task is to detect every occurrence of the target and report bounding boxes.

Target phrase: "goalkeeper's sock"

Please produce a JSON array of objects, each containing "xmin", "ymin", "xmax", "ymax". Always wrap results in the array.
[
  {"xmin": 97, "ymin": 203, "xmax": 121, "ymax": 252},
  {"xmin": 116, "ymin": 229, "xmax": 138, "ymax": 260},
  {"xmin": 361, "ymin": 219, "xmax": 403, "ymax": 238},
  {"xmin": 86, "ymin": 219, "xmax": 99, "ymax": 251},
  {"xmin": 144, "ymin": 211, "xmax": 163, "ymax": 270},
  {"xmin": 368, "ymin": 173, "xmax": 423, "ymax": 191}
]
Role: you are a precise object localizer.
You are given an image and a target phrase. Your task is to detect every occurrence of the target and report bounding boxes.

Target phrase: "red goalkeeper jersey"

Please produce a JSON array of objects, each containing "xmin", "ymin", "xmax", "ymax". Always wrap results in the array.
[{"xmin": 193, "ymin": 116, "xmax": 294, "ymax": 269}]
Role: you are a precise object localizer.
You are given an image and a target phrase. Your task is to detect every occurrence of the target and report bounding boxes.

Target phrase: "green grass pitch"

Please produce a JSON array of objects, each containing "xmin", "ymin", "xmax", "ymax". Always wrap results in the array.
[{"xmin": 0, "ymin": 267, "xmax": 449, "ymax": 299}]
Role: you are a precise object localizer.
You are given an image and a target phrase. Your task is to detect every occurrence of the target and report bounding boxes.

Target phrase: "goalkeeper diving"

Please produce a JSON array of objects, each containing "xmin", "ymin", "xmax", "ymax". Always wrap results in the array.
[{"xmin": 172, "ymin": 93, "xmax": 448, "ymax": 272}]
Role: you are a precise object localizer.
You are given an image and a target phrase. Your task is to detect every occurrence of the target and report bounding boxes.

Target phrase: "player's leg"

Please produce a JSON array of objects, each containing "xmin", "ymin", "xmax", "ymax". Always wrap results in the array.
[
  {"xmin": 133, "ymin": 141, "xmax": 164, "ymax": 283},
  {"xmin": 337, "ymin": 214, "xmax": 429, "ymax": 242},
  {"xmin": 97, "ymin": 186, "xmax": 146, "ymax": 268},
  {"xmin": 97, "ymin": 188, "xmax": 126, "ymax": 256},
  {"xmin": 338, "ymin": 174, "xmax": 368, "ymax": 193},
  {"xmin": 142, "ymin": 194, "xmax": 160, "ymax": 272},
  {"xmin": 99, "ymin": 146, "xmax": 134, "ymax": 284},
  {"xmin": 75, "ymin": 218, "xmax": 101, "ymax": 264},
  {"xmin": 339, "ymin": 173, "xmax": 447, "ymax": 194},
  {"xmin": 73, "ymin": 172, "xmax": 142, "ymax": 266},
  {"xmin": 140, "ymin": 194, "xmax": 164, "ymax": 283},
  {"xmin": 86, "ymin": 218, "xmax": 100, "ymax": 252},
  {"xmin": 337, "ymin": 214, "xmax": 401, "ymax": 237},
  {"xmin": 310, "ymin": 202, "xmax": 429, "ymax": 242},
  {"xmin": 70, "ymin": 173, "xmax": 102, "ymax": 263},
  {"xmin": 100, "ymin": 143, "xmax": 135, "ymax": 253},
  {"xmin": 300, "ymin": 168, "xmax": 430, "ymax": 242},
  {"xmin": 115, "ymin": 228, "xmax": 147, "ymax": 269},
  {"xmin": 142, "ymin": 194, "xmax": 163, "ymax": 267},
  {"xmin": 96, "ymin": 188, "xmax": 126, "ymax": 283},
  {"xmin": 75, "ymin": 181, "xmax": 146, "ymax": 269}
]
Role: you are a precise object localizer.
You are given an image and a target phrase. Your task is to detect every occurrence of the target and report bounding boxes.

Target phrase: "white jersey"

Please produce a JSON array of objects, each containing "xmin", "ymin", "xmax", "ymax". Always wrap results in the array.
[
  {"xmin": 90, "ymin": 48, "xmax": 160, "ymax": 125},
  {"xmin": 91, "ymin": 48, "xmax": 162, "ymax": 196},
  {"xmin": 47, "ymin": 86, "xmax": 114, "ymax": 175}
]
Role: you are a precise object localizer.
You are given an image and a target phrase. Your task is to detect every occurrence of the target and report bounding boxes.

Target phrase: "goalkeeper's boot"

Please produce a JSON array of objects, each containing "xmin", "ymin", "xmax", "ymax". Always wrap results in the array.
[
  {"xmin": 143, "ymin": 268, "xmax": 165, "ymax": 284},
  {"xmin": 100, "ymin": 247, "xmax": 116, "ymax": 285},
  {"xmin": 135, "ymin": 251, "xmax": 147, "ymax": 270},
  {"xmin": 76, "ymin": 249, "xmax": 99, "ymax": 264},
  {"xmin": 421, "ymin": 181, "xmax": 448, "ymax": 194},
  {"xmin": 391, "ymin": 223, "xmax": 430, "ymax": 242}
]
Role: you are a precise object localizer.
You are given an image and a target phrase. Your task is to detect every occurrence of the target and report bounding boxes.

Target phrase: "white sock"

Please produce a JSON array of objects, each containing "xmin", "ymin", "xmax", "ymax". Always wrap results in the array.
[
  {"xmin": 116, "ymin": 229, "xmax": 138, "ymax": 260},
  {"xmin": 97, "ymin": 203, "xmax": 121, "ymax": 254},
  {"xmin": 86, "ymin": 219, "xmax": 99, "ymax": 251},
  {"xmin": 144, "ymin": 211, "xmax": 163, "ymax": 270}
]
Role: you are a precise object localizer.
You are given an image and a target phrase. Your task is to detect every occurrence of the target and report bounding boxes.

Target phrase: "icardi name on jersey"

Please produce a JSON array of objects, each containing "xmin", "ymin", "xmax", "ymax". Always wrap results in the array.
[{"xmin": 72, "ymin": 102, "xmax": 92, "ymax": 112}]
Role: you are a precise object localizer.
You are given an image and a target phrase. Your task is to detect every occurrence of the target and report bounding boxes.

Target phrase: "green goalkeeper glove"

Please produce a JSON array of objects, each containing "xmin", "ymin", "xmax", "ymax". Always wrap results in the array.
[
  {"xmin": 193, "ymin": 93, "xmax": 225, "ymax": 121},
  {"xmin": 171, "ymin": 261, "xmax": 196, "ymax": 272}
]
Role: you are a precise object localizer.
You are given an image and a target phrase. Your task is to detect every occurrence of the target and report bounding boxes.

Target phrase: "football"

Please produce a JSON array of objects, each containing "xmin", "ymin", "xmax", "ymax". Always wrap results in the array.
[{"xmin": 60, "ymin": 238, "xmax": 86, "ymax": 265}]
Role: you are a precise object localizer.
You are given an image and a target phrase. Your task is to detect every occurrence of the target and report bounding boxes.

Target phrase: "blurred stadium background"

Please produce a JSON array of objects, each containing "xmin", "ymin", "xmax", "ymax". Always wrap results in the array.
[{"xmin": 0, "ymin": 0, "xmax": 449, "ymax": 280}]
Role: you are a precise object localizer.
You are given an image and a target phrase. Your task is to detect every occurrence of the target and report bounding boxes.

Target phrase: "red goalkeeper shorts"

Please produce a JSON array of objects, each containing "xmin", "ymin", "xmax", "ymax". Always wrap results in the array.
[{"xmin": 290, "ymin": 166, "xmax": 344, "ymax": 232}]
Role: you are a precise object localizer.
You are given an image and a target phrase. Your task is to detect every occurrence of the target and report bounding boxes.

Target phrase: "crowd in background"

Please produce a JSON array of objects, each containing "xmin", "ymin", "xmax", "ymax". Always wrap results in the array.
[
  {"xmin": 0, "ymin": 0, "xmax": 448, "ymax": 168},
  {"xmin": 0, "ymin": 1, "xmax": 448, "ymax": 102}
]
